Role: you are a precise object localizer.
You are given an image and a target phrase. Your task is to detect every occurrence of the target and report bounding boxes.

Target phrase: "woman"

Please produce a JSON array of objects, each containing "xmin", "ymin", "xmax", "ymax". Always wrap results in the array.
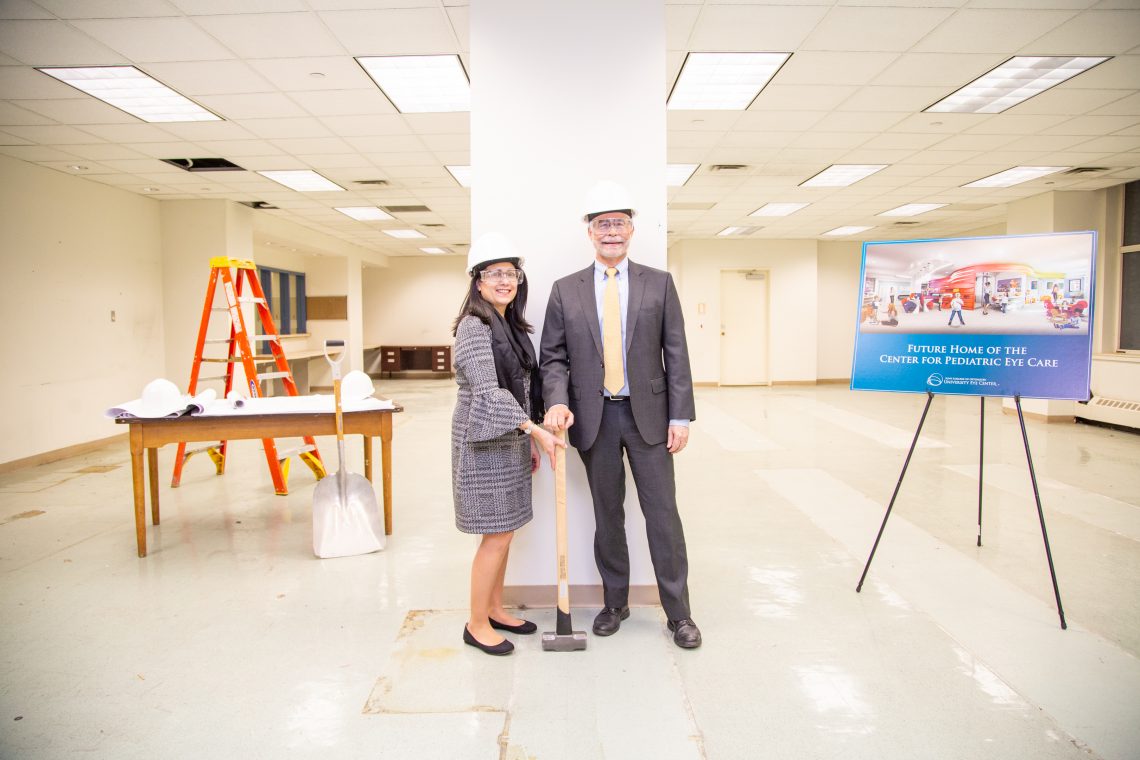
[{"xmin": 451, "ymin": 232, "xmax": 563, "ymax": 656}]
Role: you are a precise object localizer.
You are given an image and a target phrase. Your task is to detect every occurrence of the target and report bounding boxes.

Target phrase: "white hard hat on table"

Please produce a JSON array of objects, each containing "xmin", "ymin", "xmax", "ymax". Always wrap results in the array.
[
  {"xmin": 583, "ymin": 180, "xmax": 637, "ymax": 222},
  {"xmin": 466, "ymin": 231, "xmax": 524, "ymax": 275}
]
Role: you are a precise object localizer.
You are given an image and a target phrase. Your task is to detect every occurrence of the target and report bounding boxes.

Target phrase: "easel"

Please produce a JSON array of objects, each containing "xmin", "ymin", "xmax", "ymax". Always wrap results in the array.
[{"xmin": 855, "ymin": 392, "xmax": 1067, "ymax": 630}]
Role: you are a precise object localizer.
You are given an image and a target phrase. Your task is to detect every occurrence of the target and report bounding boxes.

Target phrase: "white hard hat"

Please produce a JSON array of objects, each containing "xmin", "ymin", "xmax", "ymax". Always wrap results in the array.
[
  {"xmin": 583, "ymin": 180, "xmax": 636, "ymax": 222},
  {"xmin": 467, "ymin": 231, "xmax": 524, "ymax": 275},
  {"xmin": 341, "ymin": 369, "xmax": 375, "ymax": 401},
  {"xmin": 138, "ymin": 378, "xmax": 185, "ymax": 417}
]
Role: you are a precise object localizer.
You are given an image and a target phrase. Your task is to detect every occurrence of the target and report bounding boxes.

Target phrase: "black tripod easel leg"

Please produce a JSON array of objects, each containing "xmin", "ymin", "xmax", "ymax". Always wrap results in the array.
[
  {"xmin": 977, "ymin": 396, "xmax": 984, "ymax": 547},
  {"xmin": 857, "ymin": 391, "xmax": 935, "ymax": 593},
  {"xmin": 1014, "ymin": 395, "xmax": 1068, "ymax": 630}
]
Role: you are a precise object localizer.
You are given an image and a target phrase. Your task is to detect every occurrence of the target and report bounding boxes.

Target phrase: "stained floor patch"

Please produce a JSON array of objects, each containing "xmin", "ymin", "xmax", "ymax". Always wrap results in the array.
[{"xmin": 0, "ymin": 510, "xmax": 46, "ymax": 526}]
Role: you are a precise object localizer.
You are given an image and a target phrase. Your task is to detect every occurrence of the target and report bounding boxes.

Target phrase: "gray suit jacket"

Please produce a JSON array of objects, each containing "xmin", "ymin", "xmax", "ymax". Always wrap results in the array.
[{"xmin": 540, "ymin": 260, "xmax": 695, "ymax": 451}]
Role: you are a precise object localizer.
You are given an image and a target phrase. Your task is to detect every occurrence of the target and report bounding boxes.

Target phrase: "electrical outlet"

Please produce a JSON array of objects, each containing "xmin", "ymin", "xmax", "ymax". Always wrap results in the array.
[{"xmin": 111, "ymin": 310, "xmax": 116, "ymax": 322}]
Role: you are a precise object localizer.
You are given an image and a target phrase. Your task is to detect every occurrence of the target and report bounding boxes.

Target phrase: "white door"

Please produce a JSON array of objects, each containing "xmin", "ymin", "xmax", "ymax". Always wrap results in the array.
[{"xmin": 720, "ymin": 270, "xmax": 769, "ymax": 385}]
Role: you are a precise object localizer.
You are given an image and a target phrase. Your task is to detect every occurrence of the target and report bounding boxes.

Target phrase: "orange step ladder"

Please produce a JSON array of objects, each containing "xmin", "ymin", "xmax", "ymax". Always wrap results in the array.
[{"xmin": 171, "ymin": 256, "xmax": 326, "ymax": 494}]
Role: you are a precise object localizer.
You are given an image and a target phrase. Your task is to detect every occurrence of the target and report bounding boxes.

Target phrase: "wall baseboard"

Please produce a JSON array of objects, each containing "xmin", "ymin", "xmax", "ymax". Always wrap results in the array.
[
  {"xmin": 0, "ymin": 433, "xmax": 126, "ymax": 474},
  {"xmin": 504, "ymin": 584, "xmax": 660, "ymax": 608},
  {"xmin": 1000, "ymin": 407, "xmax": 1074, "ymax": 424}
]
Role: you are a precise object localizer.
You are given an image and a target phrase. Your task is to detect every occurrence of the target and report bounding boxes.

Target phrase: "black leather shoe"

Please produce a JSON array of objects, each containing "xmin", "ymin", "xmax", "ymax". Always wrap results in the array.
[
  {"xmin": 667, "ymin": 618, "xmax": 702, "ymax": 649},
  {"xmin": 463, "ymin": 625, "xmax": 514, "ymax": 656},
  {"xmin": 489, "ymin": 617, "xmax": 537, "ymax": 635},
  {"xmin": 592, "ymin": 606, "xmax": 630, "ymax": 636}
]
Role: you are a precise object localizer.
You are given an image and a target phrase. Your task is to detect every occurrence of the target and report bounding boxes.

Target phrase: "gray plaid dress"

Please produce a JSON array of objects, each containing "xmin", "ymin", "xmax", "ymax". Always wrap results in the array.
[{"xmin": 451, "ymin": 316, "xmax": 533, "ymax": 534}]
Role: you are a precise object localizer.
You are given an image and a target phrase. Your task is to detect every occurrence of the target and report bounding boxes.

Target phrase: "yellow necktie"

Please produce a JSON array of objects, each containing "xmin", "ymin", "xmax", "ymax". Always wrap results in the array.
[{"xmin": 603, "ymin": 267, "xmax": 624, "ymax": 395}]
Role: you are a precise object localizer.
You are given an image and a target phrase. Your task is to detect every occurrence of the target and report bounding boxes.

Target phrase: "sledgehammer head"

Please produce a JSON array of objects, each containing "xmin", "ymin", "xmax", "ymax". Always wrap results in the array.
[{"xmin": 542, "ymin": 609, "xmax": 587, "ymax": 651}]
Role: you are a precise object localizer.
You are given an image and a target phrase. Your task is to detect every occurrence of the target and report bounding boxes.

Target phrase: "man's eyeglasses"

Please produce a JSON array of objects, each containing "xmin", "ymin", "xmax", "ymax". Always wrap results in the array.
[
  {"xmin": 480, "ymin": 269, "xmax": 524, "ymax": 284},
  {"xmin": 590, "ymin": 218, "xmax": 632, "ymax": 233}
]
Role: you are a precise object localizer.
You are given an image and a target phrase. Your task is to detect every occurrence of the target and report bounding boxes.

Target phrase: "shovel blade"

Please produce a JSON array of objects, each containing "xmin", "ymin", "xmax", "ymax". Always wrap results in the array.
[{"xmin": 313, "ymin": 470, "xmax": 385, "ymax": 558}]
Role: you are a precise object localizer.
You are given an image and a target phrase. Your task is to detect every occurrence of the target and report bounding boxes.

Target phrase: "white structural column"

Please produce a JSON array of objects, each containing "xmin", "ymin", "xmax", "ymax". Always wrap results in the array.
[{"xmin": 470, "ymin": 0, "xmax": 667, "ymax": 599}]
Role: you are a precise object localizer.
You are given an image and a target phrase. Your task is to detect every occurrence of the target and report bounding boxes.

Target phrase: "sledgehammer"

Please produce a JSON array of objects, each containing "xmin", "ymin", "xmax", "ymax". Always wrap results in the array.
[{"xmin": 542, "ymin": 430, "xmax": 587, "ymax": 652}]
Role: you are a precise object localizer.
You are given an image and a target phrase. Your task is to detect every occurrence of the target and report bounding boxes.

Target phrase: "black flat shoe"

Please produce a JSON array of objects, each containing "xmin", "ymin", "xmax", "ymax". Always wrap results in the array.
[
  {"xmin": 592, "ymin": 606, "xmax": 630, "ymax": 636},
  {"xmin": 667, "ymin": 618, "xmax": 702, "ymax": 649},
  {"xmin": 489, "ymin": 617, "xmax": 538, "ymax": 635},
  {"xmin": 463, "ymin": 625, "xmax": 514, "ymax": 656}
]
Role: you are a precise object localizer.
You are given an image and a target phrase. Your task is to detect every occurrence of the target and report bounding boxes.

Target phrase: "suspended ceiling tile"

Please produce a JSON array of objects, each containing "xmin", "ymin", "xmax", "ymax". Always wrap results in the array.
[
  {"xmin": 77, "ymin": 123, "xmax": 181, "ymax": 142},
  {"xmin": 687, "ymin": 5, "xmax": 829, "ymax": 51},
  {"xmin": 319, "ymin": 115, "xmax": 411, "ymax": 138},
  {"xmin": 194, "ymin": 138, "xmax": 284, "ymax": 156},
  {"xmin": 962, "ymin": 113, "xmax": 1070, "ymax": 135},
  {"xmin": 294, "ymin": 153, "xmax": 372, "ymax": 169},
  {"xmin": 871, "ymin": 52, "xmax": 1004, "ymax": 88},
  {"xmin": 890, "ymin": 112, "xmax": 991, "ymax": 132},
  {"xmin": 196, "ymin": 93, "xmax": 307, "ymax": 120},
  {"xmin": 667, "ymin": 111, "xmax": 743, "ymax": 132},
  {"xmin": 665, "ymin": 4, "xmax": 701, "ymax": 50},
  {"xmin": 402, "ymin": 112, "xmax": 469, "ymax": 135},
  {"xmin": 195, "ymin": 12, "xmax": 345, "ymax": 58},
  {"xmin": 1024, "ymin": 10, "xmax": 1140, "ymax": 55},
  {"xmin": 247, "ymin": 56, "xmax": 374, "ymax": 91},
  {"xmin": 0, "ymin": 144, "xmax": 79, "ymax": 161},
  {"xmin": 1064, "ymin": 54, "xmax": 1140, "ymax": 89},
  {"xmin": 241, "ymin": 117, "xmax": 334, "ymax": 139},
  {"xmin": 359, "ymin": 149, "xmax": 435, "ymax": 166},
  {"xmin": 0, "ymin": 1, "xmax": 54, "ymax": 20},
  {"xmin": 427, "ymin": 151, "xmax": 470, "ymax": 166},
  {"xmin": 840, "ymin": 86, "xmax": 949, "ymax": 112},
  {"xmin": 125, "ymin": 141, "xmax": 213, "ymax": 158},
  {"xmin": 269, "ymin": 136, "xmax": 354, "ymax": 154},
  {"xmin": 418, "ymin": 133, "xmax": 468, "ymax": 152},
  {"xmin": 775, "ymin": 51, "xmax": 899, "ymax": 86},
  {"xmin": 802, "ymin": 6, "xmax": 955, "ymax": 52},
  {"xmin": 919, "ymin": 9, "xmax": 1080, "ymax": 53},
  {"xmin": 100, "ymin": 157, "xmax": 184, "ymax": 172},
  {"xmin": 61, "ymin": 143, "xmax": 148, "ymax": 160},
  {"xmin": 668, "ymin": 131, "xmax": 723, "ymax": 149},
  {"xmin": 852, "ymin": 132, "xmax": 944, "ymax": 152},
  {"xmin": 9, "ymin": 97, "xmax": 139, "ymax": 124},
  {"xmin": 0, "ymin": 21, "xmax": 126, "ymax": 66},
  {"xmin": 4, "ymin": 123, "xmax": 110, "ymax": 144},
  {"xmin": 71, "ymin": 18, "xmax": 237, "ymax": 63},
  {"xmin": 1068, "ymin": 134, "xmax": 1140, "ymax": 153},
  {"xmin": 811, "ymin": 111, "xmax": 907, "ymax": 133},
  {"xmin": 291, "ymin": 90, "xmax": 396, "ymax": 117},
  {"xmin": 170, "ymin": 0, "xmax": 308, "ymax": 13},
  {"xmin": 733, "ymin": 110, "xmax": 826, "ymax": 133},
  {"xmin": 0, "ymin": 129, "xmax": 34, "ymax": 145},
  {"xmin": 839, "ymin": 148, "xmax": 921, "ymax": 164},
  {"xmin": 1092, "ymin": 92, "xmax": 1140, "ymax": 116},
  {"xmin": 0, "ymin": 100, "xmax": 55, "ymax": 126},
  {"xmin": 1041, "ymin": 114, "xmax": 1140, "ymax": 135},
  {"xmin": 931, "ymin": 133, "xmax": 1017, "ymax": 151},
  {"xmin": 788, "ymin": 131, "xmax": 869, "ymax": 150},
  {"xmin": 0, "ymin": 67, "xmax": 94, "ymax": 100},
  {"xmin": 318, "ymin": 9, "xmax": 458, "ymax": 55},
  {"xmin": 1007, "ymin": 87, "xmax": 1127, "ymax": 116},
  {"xmin": 445, "ymin": 6, "xmax": 468, "ymax": 52},
  {"xmin": 226, "ymin": 155, "xmax": 306, "ymax": 171},
  {"xmin": 143, "ymin": 61, "xmax": 275, "ymax": 96},
  {"xmin": 159, "ymin": 121, "xmax": 256, "ymax": 140},
  {"xmin": 751, "ymin": 84, "xmax": 859, "ymax": 111}
]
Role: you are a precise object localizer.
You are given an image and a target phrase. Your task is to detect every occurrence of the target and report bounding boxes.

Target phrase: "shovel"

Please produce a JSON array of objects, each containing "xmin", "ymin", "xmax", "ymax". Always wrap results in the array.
[{"xmin": 312, "ymin": 339, "xmax": 385, "ymax": 558}]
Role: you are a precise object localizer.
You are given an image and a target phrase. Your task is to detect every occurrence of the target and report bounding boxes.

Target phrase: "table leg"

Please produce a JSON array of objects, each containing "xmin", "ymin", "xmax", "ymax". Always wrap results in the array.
[
  {"xmin": 130, "ymin": 426, "xmax": 147, "ymax": 558},
  {"xmin": 363, "ymin": 434, "xmax": 373, "ymax": 482},
  {"xmin": 381, "ymin": 416, "xmax": 392, "ymax": 536},
  {"xmin": 147, "ymin": 447, "xmax": 160, "ymax": 525}
]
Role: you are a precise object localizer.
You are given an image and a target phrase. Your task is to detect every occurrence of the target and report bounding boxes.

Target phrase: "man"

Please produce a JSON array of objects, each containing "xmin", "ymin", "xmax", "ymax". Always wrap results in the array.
[{"xmin": 540, "ymin": 180, "xmax": 700, "ymax": 649}]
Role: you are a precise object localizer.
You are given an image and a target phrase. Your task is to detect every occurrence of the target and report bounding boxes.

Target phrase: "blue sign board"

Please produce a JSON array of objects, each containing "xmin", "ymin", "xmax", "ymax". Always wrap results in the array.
[{"xmin": 850, "ymin": 231, "xmax": 1097, "ymax": 400}]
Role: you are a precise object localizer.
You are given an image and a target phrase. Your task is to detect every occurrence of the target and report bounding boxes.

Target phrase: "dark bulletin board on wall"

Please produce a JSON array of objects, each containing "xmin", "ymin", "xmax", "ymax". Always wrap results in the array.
[{"xmin": 1122, "ymin": 180, "xmax": 1140, "ymax": 351}]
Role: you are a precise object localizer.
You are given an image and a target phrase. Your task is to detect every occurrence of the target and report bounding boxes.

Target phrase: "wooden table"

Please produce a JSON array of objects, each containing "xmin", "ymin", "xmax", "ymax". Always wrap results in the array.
[{"xmin": 117, "ymin": 407, "xmax": 401, "ymax": 557}]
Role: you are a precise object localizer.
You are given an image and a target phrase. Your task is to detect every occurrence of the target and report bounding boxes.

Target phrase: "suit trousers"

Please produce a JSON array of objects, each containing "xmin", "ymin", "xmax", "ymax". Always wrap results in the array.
[{"xmin": 577, "ymin": 399, "xmax": 691, "ymax": 621}]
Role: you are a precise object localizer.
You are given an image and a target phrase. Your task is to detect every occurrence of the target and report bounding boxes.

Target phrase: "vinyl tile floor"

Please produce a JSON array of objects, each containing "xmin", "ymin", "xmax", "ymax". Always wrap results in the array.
[{"xmin": 1, "ymin": 380, "xmax": 1138, "ymax": 760}]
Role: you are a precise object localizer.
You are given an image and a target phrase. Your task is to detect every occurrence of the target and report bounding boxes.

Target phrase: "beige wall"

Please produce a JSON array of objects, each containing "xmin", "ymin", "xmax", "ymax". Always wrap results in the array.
[
  {"xmin": 0, "ymin": 155, "xmax": 163, "ymax": 463},
  {"xmin": 817, "ymin": 241, "xmax": 862, "ymax": 381},
  {"xmin": 670, "ymin": 238, "xmax": 820, "ymax": 384},
  {"xmin": 362, "ymin": 256, "xmax": 469, "ymax": 347}
]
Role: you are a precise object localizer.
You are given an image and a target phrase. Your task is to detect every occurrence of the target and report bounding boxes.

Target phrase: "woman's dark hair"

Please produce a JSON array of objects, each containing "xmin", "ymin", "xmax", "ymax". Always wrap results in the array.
[{"xmin": 451, "ymin": 258, "xmax": 534, "ymax": 336}]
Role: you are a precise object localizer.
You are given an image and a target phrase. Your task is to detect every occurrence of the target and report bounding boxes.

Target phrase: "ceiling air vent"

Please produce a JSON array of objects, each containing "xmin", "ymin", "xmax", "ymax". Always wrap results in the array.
[
  {"xmin": 160, "ymin": 157, "xmax": 245, "ymax": 172},
  {"xmin": 381, "ymin": 205, "xmax": 431, "ymax": 213},
  {"xmin": 421, "ymin": 223, "xmax": 445, "ymax": 228},
  {"xmin": 354, "ymin": 179, "xmax": 390, "ymax": 186},
  {"xmin": 709, "ymin": 164, "xmax": 750, "ymax": 174},
  {"xmin": 240, "ymin": 201, "xmax": 279, "ymax": 210},
  {"xmin": 893, "ymin": 221, "xmax": 922, "ymax": 226},
  {"xmin": 1062, "ymin": 167, "xmax": 1109, "ymax": 175}
]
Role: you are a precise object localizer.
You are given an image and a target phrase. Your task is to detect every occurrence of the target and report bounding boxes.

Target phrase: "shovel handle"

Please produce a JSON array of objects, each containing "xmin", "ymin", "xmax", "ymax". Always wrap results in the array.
[
  {"xmin": 325, "ymin": 340, "xmax": 346, "ymax": 443},
  {"xmin": 554, "ymin": 429, "xmax": 569, "ymax": 616}
]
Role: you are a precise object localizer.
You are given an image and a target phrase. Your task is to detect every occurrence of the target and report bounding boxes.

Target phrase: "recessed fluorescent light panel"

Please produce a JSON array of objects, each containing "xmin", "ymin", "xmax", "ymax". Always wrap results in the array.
[
  {"xmin": 668, "ymin": 52, "xmax": 790, "ymax": 110},
  {"xmin": 926, "ymin": 56, "xmax": 1110, "ymax": 114},
  {"xmin": 383, "ymin": 229, "xmax": 426, "ymax": 239},
  {"xmin": 445, "ymin": 165, "xmax": 471, "ymax": 188},
  {"xmin": 801, "ymin": 165, "xmax": 887, "ymax": 188},
  {"xmin": 717, "ymin": 226, "xmax": 761, "ymax": 237},
  {"xmin": 357, "ymin": 55, "xmax": 470, "ymax": 113},
  {"xmin": 823, "ymin": 226, "xmax": 873, "ymax": 236},
  {"xmin": 36, "ymin": 66, "xmax": 220, "ymax": 123},
  {"xmin": 878, "ymin": 203, "xmax": 946, "ymax": 217},
  {"xmin": 258, "ymin": 170, "xmax": 345, "ymax": 192},
  {"xmin": 420, "ymin": 247, "xmax": 451, "ymax": 254},
  {"xmin": 750, "ymin": 202, "xmax": 809, "ymax": 217},
  {"xmin": 667, "ymin": 164, "xmax": 699, "ymax": 186},
  {"xmin": 335, "ymin": 206, "xmax": 394, "ymax": 221},
  {"xmin": 962, "ymin": 166, "xmax": 1068, "ymax": 188}
]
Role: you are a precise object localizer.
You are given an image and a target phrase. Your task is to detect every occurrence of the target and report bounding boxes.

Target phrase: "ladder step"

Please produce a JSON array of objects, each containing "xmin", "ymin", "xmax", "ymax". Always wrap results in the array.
[
  {"xmin": 236, "ymin": 297, "xmax": 267, "ymax": 305},
  {"xmin": 259, "ymin": 372, "xmax": 290, "ymax": 380},
  {"xmin": 202, "ymin": 355, "xmax": 275, "ymax": 363},
  {"xmin": 277, "ymin": 444, "xmax": 317, "ymax": 460},
  {"xmin": 205, "ymin": 338, "xmax": 231, "ymax": 344},
  {"xmin": 251, "ymin": 335, "xmax": 279, "ymax": 342}
]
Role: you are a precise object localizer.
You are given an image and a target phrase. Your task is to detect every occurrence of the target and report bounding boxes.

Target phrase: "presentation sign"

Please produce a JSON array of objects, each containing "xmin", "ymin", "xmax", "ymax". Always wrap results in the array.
[{"xmin": 850, "ymin": 231, "xmax": 1096, "ymax": 400}]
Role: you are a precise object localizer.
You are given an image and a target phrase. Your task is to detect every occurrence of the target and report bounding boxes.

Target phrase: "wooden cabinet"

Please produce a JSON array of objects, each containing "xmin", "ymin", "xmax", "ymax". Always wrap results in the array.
[{"xmin": 378, "ymin": 345, "xmax": 452, "ymax": 377}]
